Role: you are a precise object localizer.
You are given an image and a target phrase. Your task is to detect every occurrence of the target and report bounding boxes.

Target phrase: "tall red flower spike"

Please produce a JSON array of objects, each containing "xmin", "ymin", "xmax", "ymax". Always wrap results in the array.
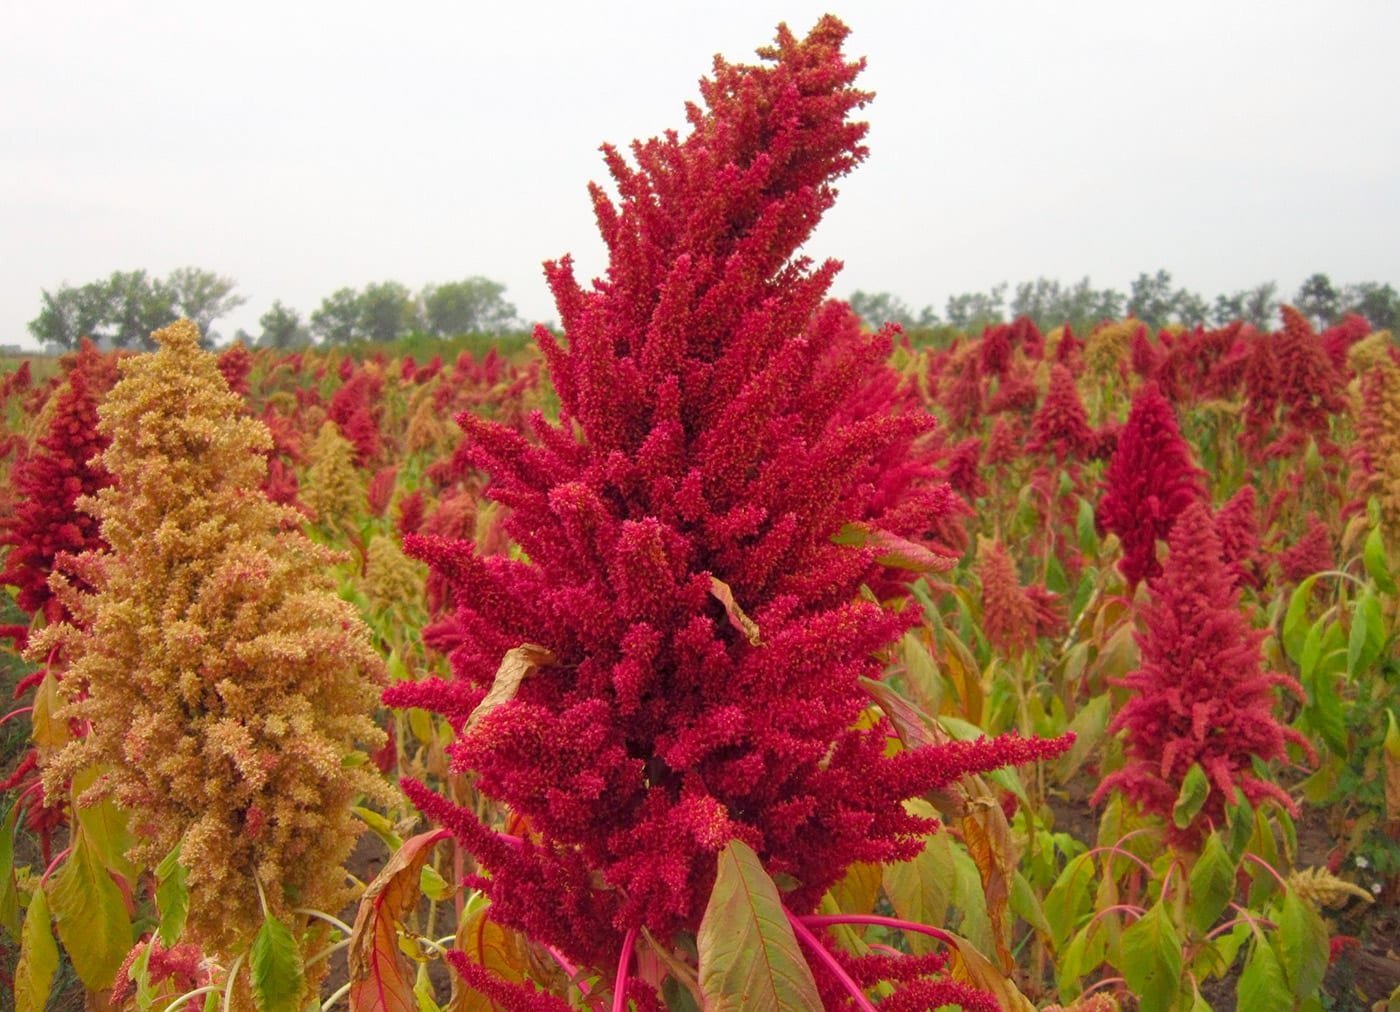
[
  {"xmin": 0, "ymin": 343, "xmax": 116, "ymax": 621},
  {"xmin": 1092, "ymin": 501, "xmax": 1314, "ymax": 847},
  {"xmin": 1096, "ymin": 381, "xmax": 1205, "ymax": 588},
  {"xmin": 1026, "ymin": 364, "xmax": 1094, "ymax": 462},
  {"xmin": 394, "ymin": 16, "xmax": 1069, "ymax": 973}
]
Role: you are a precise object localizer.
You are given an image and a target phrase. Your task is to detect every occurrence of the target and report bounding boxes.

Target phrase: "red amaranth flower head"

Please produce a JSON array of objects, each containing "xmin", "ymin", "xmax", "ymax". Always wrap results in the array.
[
  {"xmin": 393, "ymin": 17, "xmax": 1067, "ymax": 973},
  {"xmin": 1214, "ymin": 485, "xmax": 1265, "ymax": 590},
  {"xmin": 1092, "ymin": 501, "xmax": 1314, "ymax": 847},
  {"xmin": 1130, "ymin": 323, "xmax": 1160, "ymax": 380},
  {"xmin": 977, "ymin": 537, "xmax": 1039, "ymax": 656},
  {"xmin": 1096, "ymin": 381, "xmax": 1205, "ymax": 588},
  {"xmin": 0, "ymin": 351, "xmax": 116, "ymax": 620},
  {"xmin": 216, "ymin": 343, "xmax": 254, "ymax": 397},
  {"xmin": 1026, "ymin": 364, "xmax": 1093, "ymax": 462},
  {"xmin": 1277, "ymin": 513, "xmax": 1334, "ymax": 585},
  {"xmin": 1277, "ymin": 305, "xmax": 1347, "ymax": 439},
  {"xmin": 328, "ymin": 365, "xmax": 384, "ymax": 465}
]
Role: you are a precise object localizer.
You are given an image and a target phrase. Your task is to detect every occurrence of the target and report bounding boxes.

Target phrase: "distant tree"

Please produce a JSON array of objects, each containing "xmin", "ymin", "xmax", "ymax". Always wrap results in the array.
[
  {"xmin": 257, "ymin": 300, "xmax": 311, "ymax": 349},
  {"xmin": 359, "ymin": 281, "xmax": 419, "ymax": 343},
  {"xmin": 1241, "ymin": 282, "xmax": 1280, "ymax": 330},
  {"xmin": 421, "ymin": 277, "xmax": 519, "ymax": 336},
  {"xmin": 848, "ymin": 290, "xmax": 936, "ymax": 329},
  {"xmin": 311, "ymin": 288, "xmax": 362, "ymax": 345},
  {"xmin": 1127, "ymin": 270, "xmax": 1176, "ymax": 330},
  {"xmin": 106, "ymin": 270, "xmax": 181, "ymax": 349},
  {"xmin": 945, "ymin": 283, "xmax": 1007, "ymax": 332},
  {"xmin": 1172, "ymin": 290, "xmax": 1210, "ymax": 327},
  {"xmin": 1340, "ymin": 281, "xmax": 1399, "ymax": 331},
  {"xmin": 1295, "ymin": 273, "xmax": 1341, "ymax": 329},
  {"xmin": 27, "ymin": 268, "xmax": 244, "ymax": 350},
  {"xmin": 27, "ymin": 282, "xmax": 108, "ymax": 349},
  {"xmin": 1211, "ymin": 291, "xmax": 1245, "ymax": 327},
  {"xmin": 167, "ymin": 267, "xmax": 245, "ymax": 344},
  {"xmin": 1011, "ymin": 276, "xmax": 1122, "ymax": 333}
]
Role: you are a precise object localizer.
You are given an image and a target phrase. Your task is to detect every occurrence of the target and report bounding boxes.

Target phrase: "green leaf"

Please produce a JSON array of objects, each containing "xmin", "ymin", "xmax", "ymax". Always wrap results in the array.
[
  {"xmin": 1044, "ymin": 852, "xmax": 1096, "ymax": 950},
  {"xmin": 881, "ymin": 808, "xmax": 953, "ymax": 955},
  {"xmin": 950, "ymin": 846, "xmax": 994, "ymax": 958},
  {"xmin": 697, "ymin": 839, "xmax": 822, "ymax": 1012},
  {"xmin": 1283, "ymin": 574, "xmax": 1321, "ymax": 662},
  {"xmin": 1363, "ymin": 526, "xmax": 1397, "ymax": 595},
  {"xmin": 14, "ymin": 886, "xmax": 58, "ymax": 1012},
  {"xmin": 0, "ymin": 801, "xmax": 20, "ymax": 939},
  {"xmin": 71, "ymin": 765, "xmax": 136, "ymax": 880},
  {"xmin": 251, "ymin": 913, "xmax": 304, "ymax": 1012},
  {"xmin": 1347, "ymin": 590, "xmax": 1386, "ymax": 676},
  {"xmin": 1277, "ymin": 890, "xmax": 1328, "ymax": 1000},
  {"xmin": 48, "ymin": 828, "xmax": 132, "ymax": 989},
  {"xmin": 1054, "ymin": 693, "xmax": 1111, "ymax": 783},
  {"xmin": 1237, "ymin": 932, "xmax": 1290, "ymax": 1010},
  {"xmin": 354, "ymin": 805, "xmax": 405, "ymax": 853},
  {"xmin": 1186, "ymin": 834, "xmax": 1236, "ymax": 935},
  {"xmin": 156, "ymin": 840, "xmax": 190, "ymax": 947},
  {"xmin": 1010, "ymin": 870, "xmax": 1052, "ymax": 937},
  {"xmin": 1119, "ymin": 901, "xmax": 1183, "ymax": 1012},
  {"xmin": 419, "ymin": 863, "xmax": 451, "ymax": 903},
  {"xmin": 1076, "ymin": 497, "xmax": 1098, "ymax": 556},
  {"xmin": 1173, "ymin": 763, "xmax": 1211, "ymax": 829}
]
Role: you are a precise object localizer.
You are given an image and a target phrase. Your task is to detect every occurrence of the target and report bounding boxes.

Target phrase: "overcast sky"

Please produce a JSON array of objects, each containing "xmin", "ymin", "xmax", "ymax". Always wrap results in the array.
[{"xmin": 4, "ymin": 1, "xmax": 1398, "ymax": 348}]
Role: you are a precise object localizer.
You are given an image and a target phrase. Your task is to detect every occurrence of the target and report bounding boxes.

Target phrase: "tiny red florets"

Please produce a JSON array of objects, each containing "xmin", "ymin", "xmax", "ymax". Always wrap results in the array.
[
  {"xmin": 1096, "ymin": 381, "xmax": 1205, "ymax": 588},
  {"xmin": 1092, "ymin": 500, "xmax": 1314, "ymax": 847},
  {"xmin": 393, "ymin": 15, "xmax": 1069, "ymax": 981}
]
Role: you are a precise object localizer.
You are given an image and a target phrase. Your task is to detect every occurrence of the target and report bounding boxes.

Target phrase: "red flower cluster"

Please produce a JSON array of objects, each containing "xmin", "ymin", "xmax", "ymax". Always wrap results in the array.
[
  {"xmin": 1092, "ymin": 501, "xmax": 1313, "ymax": 845},
  {"xmin": 392, "ymin": 16, "xmax": 1069, "ymax": 975},
  {"xmin": 1026, "ymin": 364, "xmax": 1094, "ymax": 462},
  {"xmin": 0, "ymin": 343, "xmax": 116, "ymax": 620},
  {"xmin": 1096, "ymin": 382, "xmax": 1205, "ymax": 588}
]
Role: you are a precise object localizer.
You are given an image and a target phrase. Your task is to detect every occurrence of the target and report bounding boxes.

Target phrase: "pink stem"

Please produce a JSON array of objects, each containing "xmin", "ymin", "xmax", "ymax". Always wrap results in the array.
[
  {"xmin": 547, "ymin": 946, "xmax": 588, "ymax": 997},
  {"xmin": 801, "ymin": 913, "xmax": 957, "ymax": 948},
  {"xmin": 612, "ymin": 927, "xmax": 637, "ymax": 1012},
  {"xmin": 39, "ymin": 845, "xmax": 72, "ymax": 886},
  {"xmin": 0, "ymin": 706, "xmax": 33, "ymax": 728},
  {"xmin": 1081, "ymin": 976, "xmax": 1126, "ymax": 999},
  {"xmin": 785, "ymin": 909, "xmax": 876, "ymax": 1012}
]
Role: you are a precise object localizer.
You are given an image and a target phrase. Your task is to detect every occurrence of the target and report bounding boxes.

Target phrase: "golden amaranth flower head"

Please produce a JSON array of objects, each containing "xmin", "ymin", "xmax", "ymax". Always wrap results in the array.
[
  {"xmin": 35, "ymin": 319, "xmax": 388, "ymax": 960},
  {"xmin": 303, "ymin": 418, "xmax": 364, "ymax": 528}
]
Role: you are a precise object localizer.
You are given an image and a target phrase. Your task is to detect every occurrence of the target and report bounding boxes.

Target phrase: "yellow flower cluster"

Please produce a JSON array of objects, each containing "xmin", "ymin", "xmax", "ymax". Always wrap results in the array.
[
  {"xmin": 303, "ymin": 419, "xmax": 363, "ymax": 528},
  {"xmin": 363, "ymin": 534, "xmax": 425, "ymax": 613},
  {"xmin": 35, "ymin": 321, "xmax": 389, "ymax": 960},
  {"xmin": 1083, "ymin": 319, "xmax": 1138, "ymax": 379}
]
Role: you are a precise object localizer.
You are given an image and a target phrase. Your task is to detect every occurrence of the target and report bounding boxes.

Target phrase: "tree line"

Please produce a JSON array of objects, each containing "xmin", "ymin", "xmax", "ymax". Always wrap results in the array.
[
  {"xmin": 850, "ymin": 270, "xmax": 1400, "ymax": 337},
  {"xmin": 27, "ymin": 270, "xmax": 522, "ymax": 351},
  {"xmin": 30, "ymin": 267, "xmax": 1399, "ymax": 352}
]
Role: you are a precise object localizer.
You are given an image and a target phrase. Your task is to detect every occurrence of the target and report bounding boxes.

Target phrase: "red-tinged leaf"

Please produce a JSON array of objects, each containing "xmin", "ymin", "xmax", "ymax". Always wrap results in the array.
[
  {"xmin": 462, "ymin": 645, "xmax": 554, "ymax": 740},
  {"xmin": 48, "ymin": 828, "xmax": 132, "ymax": 989},
  {"xmin": 348, "ymin": 828, "xmax": 451, "ymax": 1012},
  {"xmin": 14, "ymin": 885, "xmax": 58, "ymax": 1012},
  {"xmin": 833, "ymin": 522, "xmax": 957, "ymax": 572},
  {"xmin": 959, "ymin": 789, "xmax": 1018, "ymax": 970},
  {"xmin": 940, "ymin": 926, "xmax": 1036, "ymax": 1012},
  {"xmin": 698, "ymin": 839, "xmax": 821, "ymax": 1011},
  {"xmin": 709, "ymin": 576, "xmax": 761, "ymax": 646},
  {"xmin": 449, "ymin": 902, "xmax": 538, "ymax": 1012}
]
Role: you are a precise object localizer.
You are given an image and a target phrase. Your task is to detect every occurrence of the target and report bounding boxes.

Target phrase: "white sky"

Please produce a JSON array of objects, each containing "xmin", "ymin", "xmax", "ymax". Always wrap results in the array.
[{"xmin": 3, "ymin": 1, "xmax": 1398, "ymax": 348}]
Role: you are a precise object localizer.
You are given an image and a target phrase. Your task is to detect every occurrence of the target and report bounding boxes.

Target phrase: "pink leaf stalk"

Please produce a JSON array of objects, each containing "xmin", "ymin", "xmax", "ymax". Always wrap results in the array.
[
  {"xmin": 1092, "ymin": 501, "xmax": 1314, "ymax": 847},
  {"xmin": 1096, "ymin": 381, "xmax": 1205, "ymax": 588},
  {"xmin": 392, "ymin": 15, "xmax": 1069, "ymax": 978}
]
